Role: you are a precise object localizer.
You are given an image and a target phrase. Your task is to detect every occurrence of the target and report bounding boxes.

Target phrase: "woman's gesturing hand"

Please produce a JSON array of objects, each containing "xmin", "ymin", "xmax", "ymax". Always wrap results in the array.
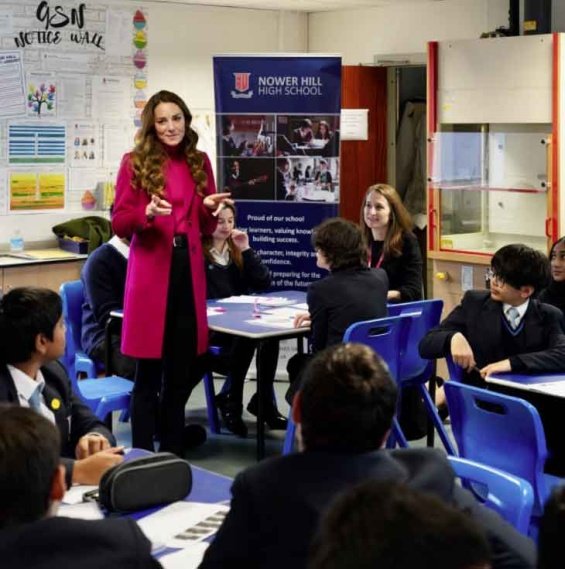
[
  {"xmin": 204, "ymin": 192, "xmax": 233, "ymax": 216},
  {"xmin": 146, "ymin": 194, "xmax": 172, "ymax": 219}
]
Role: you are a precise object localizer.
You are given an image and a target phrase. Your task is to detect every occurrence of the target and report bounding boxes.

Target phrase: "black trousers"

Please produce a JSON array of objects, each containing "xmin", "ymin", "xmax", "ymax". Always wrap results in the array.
[
  {"xmin": 131, "ymin": 245, "xmax": 203, "ymax": 455},
  {"xmin": 209, "ymin": 332, "xmax": 279, "ymax": 407}
]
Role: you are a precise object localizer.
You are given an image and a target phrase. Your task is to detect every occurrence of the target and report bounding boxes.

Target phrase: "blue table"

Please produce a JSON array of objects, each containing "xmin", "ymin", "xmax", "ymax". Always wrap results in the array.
[{"xmin": 207, "ymin": 290, "xmax": 308, "ymax": 460}]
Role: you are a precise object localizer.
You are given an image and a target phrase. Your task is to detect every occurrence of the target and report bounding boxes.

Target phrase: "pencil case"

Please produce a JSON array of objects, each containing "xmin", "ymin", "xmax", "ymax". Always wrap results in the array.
[{"xmin": 99, "ymin": 452, "xmax": 192, "ymax": 513}]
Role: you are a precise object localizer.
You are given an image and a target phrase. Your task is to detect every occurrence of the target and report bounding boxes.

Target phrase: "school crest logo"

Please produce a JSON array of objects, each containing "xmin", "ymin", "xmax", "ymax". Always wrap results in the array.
[{"xmin": 231, "ymin": 72, "xmax": 253, "ymax": 99}]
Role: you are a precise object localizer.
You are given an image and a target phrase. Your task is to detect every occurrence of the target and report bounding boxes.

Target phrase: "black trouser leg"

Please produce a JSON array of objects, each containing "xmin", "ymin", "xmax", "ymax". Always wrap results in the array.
[{"xmin": 131, "ymin": 358, "xmax": 162, "ymax": 451}]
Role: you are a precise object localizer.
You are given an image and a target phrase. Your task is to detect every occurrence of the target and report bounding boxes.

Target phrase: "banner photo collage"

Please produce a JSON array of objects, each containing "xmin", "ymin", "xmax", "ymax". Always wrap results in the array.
[{"xmin": 213, "ymin": 56, "xmax": 341, "ymax": 290}]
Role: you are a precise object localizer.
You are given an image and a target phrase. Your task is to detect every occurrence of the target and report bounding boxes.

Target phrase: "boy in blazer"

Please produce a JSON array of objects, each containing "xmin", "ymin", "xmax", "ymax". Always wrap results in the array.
[
  {"xmin": 0, "ymin": 406, "xmax": 159, "ymax": 569},
  {"xmin": 200, "ymin": 343, "xmax": 535, "ymax": 569},
  {"xmin": 419, "ymin": 243, "xmax": 565, "ymax": 385},
  {"xmin": 0, "ymin": 287, "xmax": 123, "ymax": 486}
]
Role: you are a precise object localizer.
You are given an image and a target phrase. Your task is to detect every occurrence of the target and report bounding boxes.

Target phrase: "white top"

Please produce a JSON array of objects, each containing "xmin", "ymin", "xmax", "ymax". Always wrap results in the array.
[{"xmin": 7, "ymin": 364, "xmax": 55, "ymax": 423}]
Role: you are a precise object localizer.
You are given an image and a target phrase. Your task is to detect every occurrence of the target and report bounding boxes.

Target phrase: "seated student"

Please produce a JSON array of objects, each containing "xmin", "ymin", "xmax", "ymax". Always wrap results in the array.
[
  {"xmin": 200, "ymin": 343, "xmax": 535, "ymax": 569},
  {"xmin": 287, "ymin": 217, "xmax": 388, "ymax": 398},
  {"xmin": 419, "ymin": 243, "xmax": 565, "ymax": 386},
  {"xmin": 0, "ymin": 406, "xmax": 160, "ymax": 569},
  {"xmin": 203, "ymin": 204, "xmax": 285, "ymax": 437},
  {"xmin": 308, "ymin": 481, "xmax": 491, "ymax": 569},
  {"xmin": 539, "ymin": 236, "xmax": 565, "ymax": 319},
  {"xmin": 538, "ymin": 485, "xmax": 565, "ymax": 569},
  {"xmin": 81, "ymin": 234, "xmax": 135, "ymax": 379},
  {"xmin": 0, "ymin": 287, "xmax": 123, "ymax": 486}
]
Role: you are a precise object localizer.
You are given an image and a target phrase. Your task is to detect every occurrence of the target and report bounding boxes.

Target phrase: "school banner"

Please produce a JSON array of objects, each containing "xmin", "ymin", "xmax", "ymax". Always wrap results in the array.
[{"xmin": 213, "ymin": 55, "xmax": 341, "ymax": 290}]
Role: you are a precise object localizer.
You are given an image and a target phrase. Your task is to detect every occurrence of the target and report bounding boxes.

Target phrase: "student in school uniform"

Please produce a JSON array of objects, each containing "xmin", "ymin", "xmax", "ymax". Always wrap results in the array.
[
  {"xmin": 539, "ymin": 236, "xmax": 565, "ymax": 320},
  {"xmin": 203, "ymin": 203, "xmax": 286, "ymax": 437},
  {"xmin": 419, "ymin": 243, "xmax": 565, "ymax": 473},
  {"xmin": 0, "ymin": 287, "xmax": 123, "ymax": 487},
  {"xmin": 286, "ymin": 217, "xmax": 388, "ymax": 399},
  {"xmin": 0, "ymin": 406, "xmax": 159, "ymax": 569}
]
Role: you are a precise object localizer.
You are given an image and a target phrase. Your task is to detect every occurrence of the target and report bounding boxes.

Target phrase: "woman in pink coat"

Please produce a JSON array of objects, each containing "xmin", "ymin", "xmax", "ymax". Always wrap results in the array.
[{"xmin": 113, "ymin": 90, "xmax": 231, "ymax": 455}]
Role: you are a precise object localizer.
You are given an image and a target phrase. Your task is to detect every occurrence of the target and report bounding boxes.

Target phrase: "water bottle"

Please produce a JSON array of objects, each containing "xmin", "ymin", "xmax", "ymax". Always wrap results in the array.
[{"xmin": 10, "ymin": 229, "xmax": 24, "ymax": 252}]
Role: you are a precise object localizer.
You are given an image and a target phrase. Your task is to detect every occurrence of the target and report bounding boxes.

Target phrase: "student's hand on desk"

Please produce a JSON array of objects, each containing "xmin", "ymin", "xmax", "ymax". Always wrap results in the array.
[
  {"xmin": 72, "ymin": 448, "xmax": 125, "ymax": 485},
  {"xmin": 387, "ymin": 290, "xmax": 401, "ymax": 301},
  {"xmin": 450, "ymin": 332, "xmax": 476, "ymax": 371},
  {"xmin": 146, "ymin": 195, "xmax": 172, "ymax": 219},
  {"xmin": 204, "ymin": 192, "xmax": 233, "ymax": 216},
  {"xmin": 231, "ymin": 229, "xmax": 250, "ymax": 251},
  {"xmin": 75, "ymin": 433, "xmax": 111, "ymax": 459},
  {"xmin": 294, "ymin": 312, "xmax": 311, "ymax": 328},
  {"xmin": 480, "ymin": 359, "xmax": 511, "ymax": 378}
]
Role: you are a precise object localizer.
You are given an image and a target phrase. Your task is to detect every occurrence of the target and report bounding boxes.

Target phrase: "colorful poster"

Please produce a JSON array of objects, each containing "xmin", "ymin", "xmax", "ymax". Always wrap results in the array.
[
  {"xmin": 214, "ymin": 55, "xmax": 341, "ymax": 290},
  {"xmin": 8, "ymin": 122, "xmax": 66, "ymax": 164},
  {"xmin": 9, "ymin": 171, "xmax": 65, "ymax": 211},
  {"xmin": 26, "ymin": 74, "xmax": 57, "ymax": 117},
  {"xmin": 69, "ymin": 121, "xmax": 99, "ymax": 167}
]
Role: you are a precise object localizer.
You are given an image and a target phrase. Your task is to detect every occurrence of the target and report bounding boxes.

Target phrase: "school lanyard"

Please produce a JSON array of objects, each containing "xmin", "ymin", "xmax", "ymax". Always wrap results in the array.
[{"xmin": 368, "ymin": 251, "xmax": 384, "ymax": 269}]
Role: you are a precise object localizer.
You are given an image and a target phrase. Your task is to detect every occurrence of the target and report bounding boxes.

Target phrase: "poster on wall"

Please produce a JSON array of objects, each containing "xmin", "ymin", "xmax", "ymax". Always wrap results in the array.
[
  {"xmin": 213, "ymin": 55, "xmax": 341, "ymax": 291},
  {"xmin": 9, "ymin": 170, "xmax": 65, "ymax": 211},
  {"xmin": 8, "ymin": 122, "xmax": 66, "ymax": 164},
  {"xmin": 0, "ymin": 51, "xmax": 26, "ymax": 118}
]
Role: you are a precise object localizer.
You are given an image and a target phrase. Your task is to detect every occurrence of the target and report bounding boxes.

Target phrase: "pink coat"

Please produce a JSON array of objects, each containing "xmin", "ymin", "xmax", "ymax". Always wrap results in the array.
[{"xmin": 112, "ymin": 152, "xmax": 217, "ymax": 359}]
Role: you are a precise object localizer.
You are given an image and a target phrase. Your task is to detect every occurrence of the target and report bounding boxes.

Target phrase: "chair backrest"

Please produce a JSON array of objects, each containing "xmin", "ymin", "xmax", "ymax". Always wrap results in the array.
[
  {"xmin": 343, "ymin": 315, "xmax": 411, "ymax": 381},
  {"xmin": 387, "ymin": 299, "xmax": 443, "ymax": 384},
  {"xmin": 444, "ymin": 380, "xmax": 549, "ymax": 512},
  {"xmin": 448, "ymin": 456, "xmax": 534, "ymax": 535},
  {"xmin": 446, "ymin": 355, "xmax": 464, "ymax": 381},
  {"xmin": 59, "ymin": 280, "xmax": 84, "ymax": 382}
]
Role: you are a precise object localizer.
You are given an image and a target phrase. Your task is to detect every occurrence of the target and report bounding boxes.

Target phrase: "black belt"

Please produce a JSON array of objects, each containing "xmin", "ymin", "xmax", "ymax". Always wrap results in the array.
[{"xmin": 173, "ymin": 234, "xmax": 188, "ymax": 248}]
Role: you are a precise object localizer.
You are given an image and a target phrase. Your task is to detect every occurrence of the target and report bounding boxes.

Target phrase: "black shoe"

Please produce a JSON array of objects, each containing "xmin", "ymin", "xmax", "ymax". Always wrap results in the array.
[
  {"xmin": 216, "ymin": 394, "xmax": 248, "ymax": 438},
  {"xmin": 182, "ymin": 424, "xmax": 207, "ymax": 449},
  {"xmin": 246, "ymin": 394, "xmax": 288, "ymax": 431}
]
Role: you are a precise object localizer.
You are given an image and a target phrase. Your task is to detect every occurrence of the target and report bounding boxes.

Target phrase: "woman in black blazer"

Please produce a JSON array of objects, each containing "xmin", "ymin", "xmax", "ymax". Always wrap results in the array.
[{"xmin": 360, "ymin": 183, "xmax": 423, "ymax": 303}]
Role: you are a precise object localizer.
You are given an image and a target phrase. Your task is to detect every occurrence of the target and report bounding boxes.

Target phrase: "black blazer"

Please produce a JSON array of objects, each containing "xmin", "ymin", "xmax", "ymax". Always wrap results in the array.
[
  {"xmin": 0, "ymin": 517, "xmax": 160, "ymax": 569},
  {"xmin": 419, "ymin": 290, "xmax": 565, "ymax": 384},
  {"xmin": 199, "ymin": 448, "xmax": 535, "ymax": 569},
  {"xmin": 369, "ymin": 231, "xmax": 423, "ymax": 302},
  {"xmin": 0, "ymin": 360, "xmax": 115, "ymax": 484},
  {"xmin": 308, "ymin": 266, "xmax": 388, "ymax": 351}
]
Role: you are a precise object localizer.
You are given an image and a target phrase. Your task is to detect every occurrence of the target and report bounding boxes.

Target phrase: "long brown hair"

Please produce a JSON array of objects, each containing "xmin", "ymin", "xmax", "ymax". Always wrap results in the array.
[
  {"xmin": 131, "ymin": 90, "xmax": 207, "ymax": 197},
  {"xmin": 202, "ymin": 203, "xmax": 243, "ymax": 270},
  {"xmin": 360, "ymin": 184, "xmax": 413, "ymax": 259}
]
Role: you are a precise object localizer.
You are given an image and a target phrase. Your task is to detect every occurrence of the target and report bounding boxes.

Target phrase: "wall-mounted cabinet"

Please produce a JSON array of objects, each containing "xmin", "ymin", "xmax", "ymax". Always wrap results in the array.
[{"xmin": 427, "ymin": 34, "xmax": 563, "ymax": 312}]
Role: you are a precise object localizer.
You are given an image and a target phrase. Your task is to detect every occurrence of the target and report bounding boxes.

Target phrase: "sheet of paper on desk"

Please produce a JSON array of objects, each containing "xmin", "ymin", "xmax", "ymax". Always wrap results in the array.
[
  {"xmin": 291, "ymin": 302, "xmax": 308, "ymax": 311},
  {"xmin": 532, "ymin": 381, "xmax": 565, "ymax": 398},
  {"xmin": 137, "ymin": 502, "xmax": 229, "ymax": 548},
  {"xmin": 159, "ymin": 543, "xmax": 209, "ymax": 569},
  {"xmin": 218, "ymin": 295, "xmax": 292, "ymax": 306},
  {"xmin": 57, "ymin": 502, "xmax": 104, "ymax": 520},
  {"xmin": 62, "ymin": 484, "xmax": 98, "ymax": 505}
]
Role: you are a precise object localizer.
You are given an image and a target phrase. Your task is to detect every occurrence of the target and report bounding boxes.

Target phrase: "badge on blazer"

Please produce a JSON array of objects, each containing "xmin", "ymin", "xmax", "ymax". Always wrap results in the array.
[{"xmin": 51, "ymin": 398, "xmax": 61, "ymax": 411}]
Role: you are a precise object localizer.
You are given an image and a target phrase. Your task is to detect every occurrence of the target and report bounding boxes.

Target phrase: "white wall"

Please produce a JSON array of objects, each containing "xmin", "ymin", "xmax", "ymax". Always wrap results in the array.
[
  {"xmin": 308, "ymin": 0, "xmax": 509, "ymax": 64},
  {"xmin": 146, "ymin": 4, "xmax": 307, "ymax": 110}
]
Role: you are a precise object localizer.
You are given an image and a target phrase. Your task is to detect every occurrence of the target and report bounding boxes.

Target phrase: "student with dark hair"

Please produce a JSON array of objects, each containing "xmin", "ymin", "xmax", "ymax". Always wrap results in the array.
[
  {"xmin": 0, "ymin": 406, "xmax": 160, "ymax": 568},
  {"xmin": 292, "ymin": 118, "xmax": 313, "ymax": 144},
  {"xmin": 538, "ymin": 485, "xmax": 565, "ymax": 569},
  {"xmin": 309, "ymin": 481, "xmax": 492, "ymax": 569},
  {"xmin": 286, "ymin": 217, "xmax": 388, "ymax": 398},
  {"xmin": 81, "ymin": 235, "xmax": 135, "ymax": 379},
  {"xmin": 0, "ymin": 287, "xmax": 122, "ymax": 486},
  {"xmin": 420, "ymin": 243, "xmax": 565, "ymax": 473},
  {"xmin": 419, "ymin": 243, "xmax": 563, "ymax": 385},
  {"xmin": 202, "ymin": 203, "xmax": 285, "ymax": 437},
  {"xmin": 199, "ymin": 343, "xmax": 535, "ymax": 569},
  {"xmin": 539, "ymin": 236, "xmax": 565, "ymax": 318}
]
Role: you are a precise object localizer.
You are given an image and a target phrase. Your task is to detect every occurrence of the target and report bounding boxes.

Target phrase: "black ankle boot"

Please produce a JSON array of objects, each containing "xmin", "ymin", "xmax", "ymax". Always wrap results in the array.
[
  {"xmin": 247, "ymin": 394, "xmax": 288, "ymax": 431},
  {"xmin": 216, "ymin": 393, "xmax": 248, "ymax": 438}
]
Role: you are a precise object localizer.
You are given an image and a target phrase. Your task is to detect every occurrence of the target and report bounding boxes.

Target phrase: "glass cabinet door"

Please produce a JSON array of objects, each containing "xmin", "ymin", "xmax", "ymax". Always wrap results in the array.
[{"xmin": 430, "ymin": 124, "xmax": 550, "ymax": 255}]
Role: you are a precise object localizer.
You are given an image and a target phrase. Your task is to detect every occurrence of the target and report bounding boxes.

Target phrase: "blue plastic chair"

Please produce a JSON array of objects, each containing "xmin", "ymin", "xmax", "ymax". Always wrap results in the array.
[
  {"xmin": 387, "ymin": 300, "xmax": 456, "ymax": 454},
  {"xmin": 59, "ymin": 280, "xmax": 100, "ymax": 380},
  {"xmin": 283, "ymin": 315, "xmax": 411, "ymax": 455},
  {"xmin": 343, "ymin": 315, "xmax": 412, "ymax": 448},
  {"xmin": 444, "ymin": 380, "xmax": 563, "ymax": 516},
  {"xmin": 60, "ymin": 280, "xmax": 133, "ymax": 422},
  {"xmin": 448, "ymin": 456, "xmax": 534, "ymax": 535}
]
